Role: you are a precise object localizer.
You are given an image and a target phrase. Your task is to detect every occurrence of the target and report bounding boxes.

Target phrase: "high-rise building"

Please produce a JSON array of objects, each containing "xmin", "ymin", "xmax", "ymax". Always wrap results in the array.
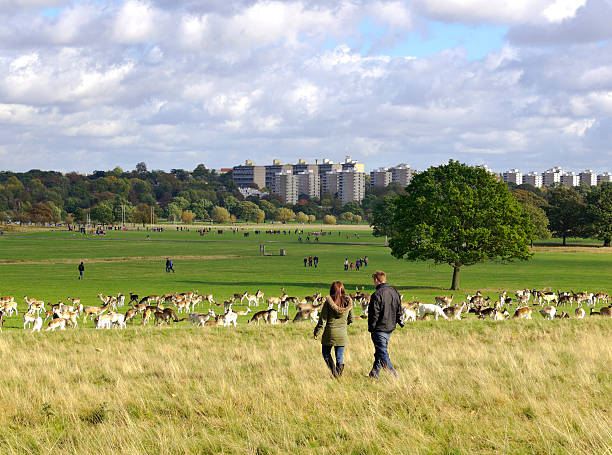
[
  {"xmin": 321, "ymin": 169, "xmax": 341, "ymax": 198},
  {"xmin": 317, "ymin": 158, "xmax": 342, "ymax": 178},
  {"xmin": 503, "ymin": 169, "xmax": 523, "ymax": 185},
  {"xmin": 265, "ymin": 159, "xmax": 292, "ymax": 192},
  {"xmin": 339, "ymin": 170, "xmax": 365, "ymax": 204},
  {"xmin": 232, "ymin": 160, "xmax": 266, "ymax": 188},
  {"xmin": 292, "ymin": 158, "xmax": 318, "ymax": 175},
  {"xmin": 561, "ymin": 172, "xmax": 579, "ymax": 187},
  {"xmin": 523, "ymin": 171, "xmax": 543, "ymax": 188},
  {"xmin": 579, "ymin": 170, "xmax": 598, "ymax": 186},
  {"xmin": 297, "ymin": 170, "xmax": 320, "ymax": 199},
  {"xmin": 542, "ymin": 167, "xmax": 563, "ymax": 187},
  {"xmin": 391, "ymin": 163, "xmax": 414, "ymax": 187},
  {"xmin": 598, "ymin": 172, "xmax": 612, "ymax": 185},
  {"xmin": 370, "ymin": 167, "xmax": 392, "ymax": 188},
  {"xmin": 272, "ymin": 170, "xmax": 298, "ymax": 205},
  {"xmin": 341, "ymin": 155, "xmax": 365, "ymax": 173}
]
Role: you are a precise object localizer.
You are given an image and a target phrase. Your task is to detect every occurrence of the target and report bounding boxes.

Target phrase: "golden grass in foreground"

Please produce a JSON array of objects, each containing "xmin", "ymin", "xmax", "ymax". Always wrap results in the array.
[{"xmin": 0, "ymin": 320, "xmax": 610, "ymax": 454}]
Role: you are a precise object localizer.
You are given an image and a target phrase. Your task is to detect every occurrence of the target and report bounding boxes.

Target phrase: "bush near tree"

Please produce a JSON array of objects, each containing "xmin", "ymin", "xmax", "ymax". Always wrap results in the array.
[
  {"xmin": 211, "ymin": 206, "xmax": 230, "ymax": 224},
  {"xmin": 323, "ymin": 215, "xmax": 336, "ymax": 225}
]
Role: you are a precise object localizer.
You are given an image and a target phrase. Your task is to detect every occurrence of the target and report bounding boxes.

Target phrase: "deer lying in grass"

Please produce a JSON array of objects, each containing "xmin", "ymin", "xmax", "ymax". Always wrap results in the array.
[
  {"xmin": 249, "ymin": 308, "xmax": 278, "ymax": 324},
  {"xmin": 574, "ymin": 307, "xmax": 585, "ymax": 319},
  {"xmin": 492, "ymin": 310, "xmax": 510, "ymax": 321},
  {"xmin": 539, "ymin": 305, "xmax": 556, "ymax": 320},
  {"xmin": 234, "ymin": 308, "xmax": 251, "ymax": 316},
  {"xmin": 417, "ymin": 303, "xmax": 448, "ymax": 320},
  {"xmin": 513, "ymin": 307, "xmax": 534, "ymax": 319},
  {"xmin": 592, "ymin": 306, "xmax": 612, "ymax": 317}
]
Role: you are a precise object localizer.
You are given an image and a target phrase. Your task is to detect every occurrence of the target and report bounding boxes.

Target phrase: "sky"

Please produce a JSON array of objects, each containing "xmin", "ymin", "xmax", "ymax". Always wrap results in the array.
[{"xmin": 0, "ymin": 0, "xmax": 611, "ymax": 174}]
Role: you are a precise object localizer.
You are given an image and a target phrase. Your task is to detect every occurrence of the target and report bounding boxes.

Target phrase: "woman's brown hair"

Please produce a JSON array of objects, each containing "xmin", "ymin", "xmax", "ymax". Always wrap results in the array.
[{"xmin": 330, "ymin": 281, "xmax": 349, "ymax": 308}]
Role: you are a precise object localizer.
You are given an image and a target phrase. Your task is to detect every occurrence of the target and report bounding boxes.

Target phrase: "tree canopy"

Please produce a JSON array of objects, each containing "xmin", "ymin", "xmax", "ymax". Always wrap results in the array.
[{"xmin": 386, "ymin": 160, "xmax": 533, "ymax": 290}]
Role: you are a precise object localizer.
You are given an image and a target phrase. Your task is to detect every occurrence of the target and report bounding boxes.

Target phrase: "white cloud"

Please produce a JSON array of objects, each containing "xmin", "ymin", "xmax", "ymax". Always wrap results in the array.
[
  {"xmin": 541, "ymin": 0, "xmax": 586, "ymax": 22},
  {"xmin": 112, "ymin": 0, "xmax": 157, "ymax": 44}
]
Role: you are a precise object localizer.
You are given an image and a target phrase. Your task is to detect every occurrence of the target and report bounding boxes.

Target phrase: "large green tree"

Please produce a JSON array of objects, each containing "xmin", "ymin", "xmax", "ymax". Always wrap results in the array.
[
  {"xmin": 585, "ymin": 182, "xmax": 612, "ymax": 247},
  {"xmin": 387, "ymin": 160, "xmax": 533, "ymax": 290},
  {"xmin": 545, "ymin": 186, "xmax": 586, "ymax": 246}
]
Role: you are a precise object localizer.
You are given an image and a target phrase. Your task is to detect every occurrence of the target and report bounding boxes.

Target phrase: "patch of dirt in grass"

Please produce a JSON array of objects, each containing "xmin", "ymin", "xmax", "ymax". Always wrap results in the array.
[
  {"xmin": 533, "ymin": 246, "xmax": 612, "ymax": 253},
  {"xmin": 0, "ymin": 255, "xmax": 242, "ymax": 265}
]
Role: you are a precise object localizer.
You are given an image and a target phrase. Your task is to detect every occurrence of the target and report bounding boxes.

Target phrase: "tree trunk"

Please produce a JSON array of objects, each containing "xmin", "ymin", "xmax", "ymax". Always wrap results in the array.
[
  {"xmin": 562, "ymin": 234, "xmax": 566, "ymax": 246},
  {"xmin": 451, "ymin": 265, "xmax": 461, "ymax": 290},
  {"xmin": 604, "ymin": 238, "xmax": 611, "ymax": 247}
]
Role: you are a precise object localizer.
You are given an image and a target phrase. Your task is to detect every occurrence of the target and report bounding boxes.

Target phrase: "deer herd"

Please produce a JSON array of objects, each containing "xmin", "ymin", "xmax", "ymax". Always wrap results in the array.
[{"xmin": 0, "ymin": 286, "xmax": 610, "ymax": 333}]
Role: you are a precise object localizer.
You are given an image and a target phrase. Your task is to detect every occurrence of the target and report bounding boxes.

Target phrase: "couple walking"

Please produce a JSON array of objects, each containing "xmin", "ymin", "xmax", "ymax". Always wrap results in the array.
[{"xmin": 313, "ymin": 270, "xmax": 404, "ymax": 379}]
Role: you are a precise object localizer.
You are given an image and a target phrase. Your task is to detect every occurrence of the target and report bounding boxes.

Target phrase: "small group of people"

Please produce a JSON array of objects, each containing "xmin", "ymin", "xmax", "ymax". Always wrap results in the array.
[
  {"xmin": 343, "ymin": 256, "xmax": 368, "ymax": 271},
  {"xmin": 165, "ymin": 258, "xmax": 175, "ymax": 273},
  {"xmin": 303, "ymin": 256, "xmax": 319, "ymax": 268},
  {"xmin": 313, "ymin": 270, "xmax": 403, "ymax": 379}
]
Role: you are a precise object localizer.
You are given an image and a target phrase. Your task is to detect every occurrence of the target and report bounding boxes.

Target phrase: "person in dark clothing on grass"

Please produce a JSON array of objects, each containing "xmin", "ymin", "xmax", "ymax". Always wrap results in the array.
[
  {"xmin": 368, "ymin": 270, "xmax": 404, "ymax": 379},
  {"xmin": 78, "ymin": 262, "xmax": 84, "ymax": 280},
  {"xmin": 313, "ymin": 256, "xmax": 319, "ymax": 268}
]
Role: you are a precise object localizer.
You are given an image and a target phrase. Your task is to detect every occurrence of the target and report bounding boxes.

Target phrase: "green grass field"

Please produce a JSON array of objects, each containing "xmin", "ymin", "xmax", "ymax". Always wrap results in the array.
[{"xmin": 0, "ymin": 226, "xmax": 610, "ymax": 454}]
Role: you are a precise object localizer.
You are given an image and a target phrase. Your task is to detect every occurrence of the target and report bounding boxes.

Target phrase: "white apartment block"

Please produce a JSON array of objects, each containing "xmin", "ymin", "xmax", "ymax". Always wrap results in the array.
[
  {"xmin": 598, "ymin": 172, "xmax": 612, "ymax": 185},
  {"xmin": 370, "ymin": 167, "xmax": 392, "ymax": 188},
  {"xmin": 297, "ymin": 170, "xmax": 320, "ymax": 199},
  {"xmin": 579, "ymin": 170, "xmax": 598, "ymax": 187},
  {"xmin": 502, "ymin": 169, "xmax": 523, "ymax": 185},
  {"xmin": 391, "ymin": 164, "xmax": 414, "ymax": 187},
  {"xmin": 321, "ymin": 169, "xmax": 341, "ymax": 197},
  {"xmin": 339, "ymin": 170, "xmax": 365, "ymax": 204},
  {"xmin": 272, "ymin": 170, "xmax": 298, "ymax": 205},
  {"xmin": 561, "ymin": 172, "xmax": 580, "ymax": 187},
  {"xmin": 523, "ymin": 171, "xmax": 543, "ymax": 188},
  {"xmin": 265, "ymin": 160, "xmax": 292, "ymax": 192},
  {"xmin": 542, "ymin": 167, "xmax": 563, "ymax": 187}
]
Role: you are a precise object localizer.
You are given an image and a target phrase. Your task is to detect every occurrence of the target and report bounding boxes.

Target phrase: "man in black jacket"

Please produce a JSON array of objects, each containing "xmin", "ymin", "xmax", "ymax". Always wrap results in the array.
[{"xmin": 368, "ymin": 270, "xmax": 404, "ymax": 378}]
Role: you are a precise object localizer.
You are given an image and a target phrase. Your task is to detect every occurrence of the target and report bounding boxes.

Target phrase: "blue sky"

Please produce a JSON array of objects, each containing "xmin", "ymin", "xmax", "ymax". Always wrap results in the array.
[{"xmin": 1, "ymin": 0, "xmax": 611, "ymax": 173}]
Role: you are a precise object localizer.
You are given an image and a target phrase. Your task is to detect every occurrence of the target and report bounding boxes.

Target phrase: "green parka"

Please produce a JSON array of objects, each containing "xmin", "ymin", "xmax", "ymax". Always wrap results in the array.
[{"xmin": 313, "ymin": 296, "xmax": 354, "ymax": 346}]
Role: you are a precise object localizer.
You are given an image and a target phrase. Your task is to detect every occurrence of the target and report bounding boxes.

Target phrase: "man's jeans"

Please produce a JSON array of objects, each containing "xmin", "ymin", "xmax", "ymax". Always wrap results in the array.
[{"xmin": 369, "ymin": 331, "xmax": 397, "ymax": 378}]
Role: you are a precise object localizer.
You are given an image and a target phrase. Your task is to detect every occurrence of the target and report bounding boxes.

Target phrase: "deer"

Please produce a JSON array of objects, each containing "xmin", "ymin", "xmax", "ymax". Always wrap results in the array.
[
  {"xmin": 234, "ymin": 307, "xmax": 251, "ymax": 316},
  {"xmin": 400, "ymin": 305, "xmax": 417, "ymax": 323},
  {"xmin": 234, "ymin": 291, "xmax": 248, "ymax": 302},
  {"xmin": 417, "ymin": 303, "xmax": 448, "ymax": 321},
  {"xmin": 601, "ymin": 306, "xmax": 612, "ymax": 318},
  {"xmin": 188, "ymin": 295, "xmax": 203, "ymax": 312},
  {"xmin": 574, "ymin": 307, "xmax": 585, "ymax": 319},
  {"xmin": 32, "ymin": 317, "xmax": 43, "ymax": 332},
  {"xmin": 219, "ymin": 309, "xmax": 238, "ymax": 327},
  {"xmin": 539, "ymin": 305, "xmax": 556, "ymax": 320},
  {"xmin": 94, "ymin": 314, "xmax": 113, "ymax": 329},
  {"xmin": 46, "ymin": 318, "xmax": 67, "ymax": 331},
  {"xmin": 593, "ymin": 292, "xmax": 609, "ymax": 305},
  {"xmin": 3, "ymin": 299, "xmax": 19, "ymax": 316},
  {"xmin": 82, "ymin": 303, "xmax": 111, "ymax": 322},
  {"xmin": 249, "ymin": 308, "xmax": 278, "ymax": 324},
  {"xmin": 109, "ymin": 312, "xmax": 126, "ymax": 328},
  {"xmin": 67, "ymin": 297, "xmax": 83, "ymax": 314},
  {"xmin": 23, "ymin": 311, "xmax": 37, "ymax": 329},
  {"xmin": 571, "ymin": 291, "xmax": 593, "ymax": 306},
  {"xmin": 513, "ymin": 307, "xmax": 534, "ymax": 319},
  {"xmin": 244, "ymin": 290, "xmax": 263, "ymax": 307},
  {"xmin": 492, "ymin": 309, "xmax": 510, "ymax": 320},
  {"xmin": 189, "ymin": 310, "xmax": 216, "ymax": 327},
  {"xmin": 116, "ymin": 294, "xmax": 125, "ymax": 307},
  {"xmin": 201, "ymin": 294, "xmax": 216, "ymax": 305},
  {"xmin": 292, "ymin": 308, "xmax": 318, "ymax": 323},
  {"xmin": 124, "ymin": 308, "xmax": 138, "ymax": 324},
  {"xmin": 435, "ymin": 295, "xmax": 453, "ymax": 307},
  {"xmin": 443, "ymin": 303, "xmax": 466, "ymax": 320}
]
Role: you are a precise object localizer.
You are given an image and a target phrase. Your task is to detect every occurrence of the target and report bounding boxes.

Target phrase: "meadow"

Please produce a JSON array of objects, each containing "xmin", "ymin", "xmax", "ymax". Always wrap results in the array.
[{"xmin": 0, "ymin": 225, "xmax": 610, "ymax": 454}]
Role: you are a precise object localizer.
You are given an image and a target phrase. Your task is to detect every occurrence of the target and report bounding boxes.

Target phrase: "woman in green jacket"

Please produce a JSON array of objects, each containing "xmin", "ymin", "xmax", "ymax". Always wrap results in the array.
[{"xmin": 314, "ymin": 280, "xmax": 354, "ymax": 378}]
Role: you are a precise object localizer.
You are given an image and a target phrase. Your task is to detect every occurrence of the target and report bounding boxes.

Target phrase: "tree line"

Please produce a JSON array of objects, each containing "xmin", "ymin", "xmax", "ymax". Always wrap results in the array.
[{"xmin": 0, "ymin": 163, "xmax": 400, "ymax": 226}]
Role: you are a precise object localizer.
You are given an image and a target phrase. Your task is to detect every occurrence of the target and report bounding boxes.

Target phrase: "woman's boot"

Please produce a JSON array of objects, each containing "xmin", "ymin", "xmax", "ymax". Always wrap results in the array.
[
  {"xmin": 324, "ymin": 357, "xmax": 337, "ymax": 378},
  {"xmin": 336, "ymin": 363, "xmax": 344, "ymax": 378}
]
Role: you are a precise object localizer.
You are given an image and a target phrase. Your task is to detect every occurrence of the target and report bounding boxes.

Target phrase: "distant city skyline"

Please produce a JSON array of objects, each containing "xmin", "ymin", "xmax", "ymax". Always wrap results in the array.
[{"xmin": 1, "ymin": 1, "xmax": 611, "ymax": 174}]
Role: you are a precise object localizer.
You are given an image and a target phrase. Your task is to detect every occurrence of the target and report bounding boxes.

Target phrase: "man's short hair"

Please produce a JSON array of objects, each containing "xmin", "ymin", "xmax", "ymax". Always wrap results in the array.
[{"xmin": 372, "ymin": 270, "xmax": 386, "ymax": 282}]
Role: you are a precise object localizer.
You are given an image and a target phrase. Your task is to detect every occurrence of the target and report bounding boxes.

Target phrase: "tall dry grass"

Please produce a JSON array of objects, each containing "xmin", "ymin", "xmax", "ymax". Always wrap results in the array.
[{"xmin": 0, "ymin": 319, "xmax": 609, "ymax": 454}]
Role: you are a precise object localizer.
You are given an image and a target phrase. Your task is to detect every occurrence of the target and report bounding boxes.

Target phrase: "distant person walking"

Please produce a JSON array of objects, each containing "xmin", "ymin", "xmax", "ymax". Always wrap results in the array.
[
  {"xmin": 313, "ymin": 281, "xmax": 354, "ymax": 378},
  {"xmin": 344, "ymin": 258, "xmax": 349, "ymax": 271},
  {"xmin": 78, "ymin": 261, "xmax": 84, "ymax": 280},
  {"xmin": 166, "ymin": 258, "xmax": 175, "ymax": 273},
  {"xmin": 368, "ymin": 270, "xmax": 404, "ymax": 379},
  {"xmin": 304, "ymin": 257, "xmax": 308, "ymax": 267},
  {"xmin": 313, "ymin": 256, "xmax": 319, "ymax": 268}
]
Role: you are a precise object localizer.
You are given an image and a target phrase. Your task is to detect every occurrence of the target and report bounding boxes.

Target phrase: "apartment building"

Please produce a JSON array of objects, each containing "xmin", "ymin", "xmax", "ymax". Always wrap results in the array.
[
  {"xmin": 561, "ymin": 172, "xmax": 580, "ymax": 187},
  {"xmin": 297, "ymin": 170, "xmax": 320, "ymax": 199},
  {"xmin": 598, "ymin": 172, "xmax": 612, "ymax": 184},
  {"xmin": 391, "ymin": 163, "xmax": 414, "ymax": 187},
  {"xmin": 272, "ymin": 170, "xmax": 298, "ymax": 205},
  {"xmin": 265, "ymin": 159, "xmax": 292, "ymax": 192},
  {"xmin": 321, "ymin": 169, "xmax": 341, "ymax": 198},
  {"xmin": 502, "ymin": 169, "xmax": 523, "ymax": 185},
  {"xmin": 292, "ymin": 158, "xmax": 318, "ymax": 175},
  {"xmin": 232, "ymin": 160, "xmax": 266, "ymax": 188},
  {"xmin": 542, "ymin": 167, "xmax": 563, "ymax": 187},
  {"xmin": 339, "ymin": 170, "xmax": 365, "ymax": 204},
  {"xmin": 370, "ymin": 167, "xmax": 392, "ymax": 188},
  {"xmin": 522, "ymin": 171, "xmax": 543, "ymax": 188},
  {"xmin": 341, "ymin": 155, "xmax": 366, "ymax": 173},
  {"xmin": 579, "ymin": 170, "xmax": 598, "ymax": 187}
]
